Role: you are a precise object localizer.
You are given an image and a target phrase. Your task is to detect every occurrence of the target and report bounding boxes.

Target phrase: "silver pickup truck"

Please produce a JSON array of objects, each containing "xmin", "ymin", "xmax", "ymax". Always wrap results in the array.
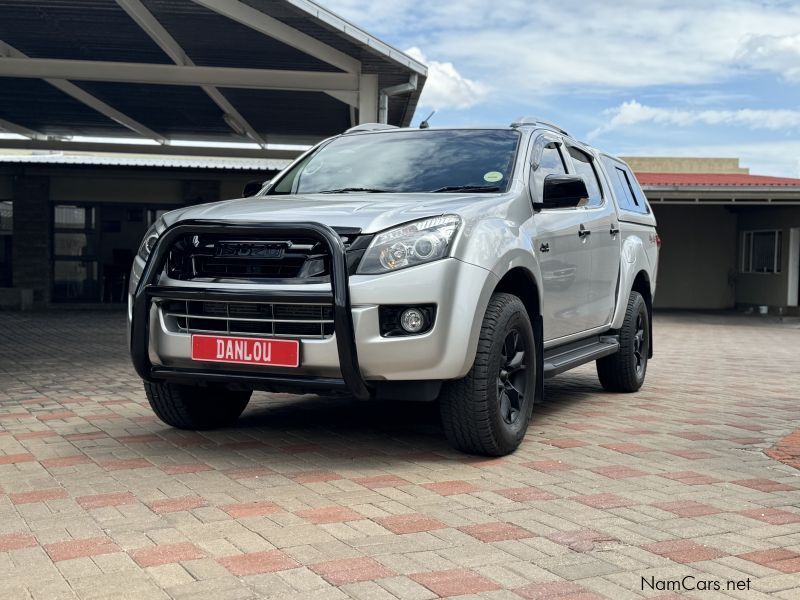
[{"xmin": 128, "ymin": 118, "xmax": 659, "ymax": 456}]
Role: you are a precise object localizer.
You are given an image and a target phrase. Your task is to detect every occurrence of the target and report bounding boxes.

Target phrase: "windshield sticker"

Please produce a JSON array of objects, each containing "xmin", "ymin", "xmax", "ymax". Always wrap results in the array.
[{"xmin": 483, "ymin": 171, "xmax": 503, "ymax": 183}]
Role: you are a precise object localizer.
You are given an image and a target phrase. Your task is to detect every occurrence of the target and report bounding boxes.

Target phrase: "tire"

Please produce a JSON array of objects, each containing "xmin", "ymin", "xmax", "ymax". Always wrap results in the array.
[
  {"xmin": 439, "ymin": 293, "xmax": 536, "ymax": 456},
  {"xmin": 596, "ymin": 291, "xmax": 649, "ymax": 392},
  {"xmin": 144, "ymin": 382, "xmax": 251, "ymax": 430}
]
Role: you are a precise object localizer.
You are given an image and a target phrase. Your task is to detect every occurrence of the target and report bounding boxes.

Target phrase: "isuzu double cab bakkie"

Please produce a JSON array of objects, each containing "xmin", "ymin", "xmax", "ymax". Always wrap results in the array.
[{"xmin": 128, "ymin": 118, "xmax": 659, "ymax": 456}]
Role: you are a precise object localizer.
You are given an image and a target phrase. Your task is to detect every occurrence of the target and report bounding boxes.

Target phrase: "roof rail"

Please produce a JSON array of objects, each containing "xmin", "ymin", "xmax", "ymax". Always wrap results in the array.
[
  {"xmin": 344, "ymin": 123, "xmax": 399, "ymax": 134},
  {"xmin": 510, "ymin": 117, "xmax": 570, "ymax": 137}
]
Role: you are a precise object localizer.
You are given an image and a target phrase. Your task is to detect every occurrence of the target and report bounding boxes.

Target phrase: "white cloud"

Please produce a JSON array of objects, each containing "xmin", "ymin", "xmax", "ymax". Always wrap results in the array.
[
  {"xmin": 737, "ymin": 33, "xmax": 800, "ymax": 83},
  {"xmin": 589, "ymin": 100, "xmax": 800, "ymax": 138},
  {"xmin": 319, "ymin": 0, "xmax": 800, "ymax": 175},
  {"xmin": 324, "ymin": 0, "xmax": 800, "ymax": 93},
  {"xmin": 404, "ymin": 47, "xmax": 488, "ymax": 110}
]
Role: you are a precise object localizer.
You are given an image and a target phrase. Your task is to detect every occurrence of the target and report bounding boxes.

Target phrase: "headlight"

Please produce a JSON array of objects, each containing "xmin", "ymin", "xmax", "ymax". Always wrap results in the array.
[
  {"xmin": 357, "ymin": 215, "xmax": 461, "ymax": 275},
  {"xmin": 137, "ymin": 218, "xmax": 166, "ymax": 263}
]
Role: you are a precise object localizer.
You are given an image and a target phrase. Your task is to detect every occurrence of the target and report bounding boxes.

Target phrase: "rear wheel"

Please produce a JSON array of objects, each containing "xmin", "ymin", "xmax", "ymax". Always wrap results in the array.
[
  {"xmin": 144, "ymin": 382, "xmax": 251, "ymax": 430},
  {"xmin": 439, "ymin": 293, "xmax": 536, "ymax": 456},
  {"xmin": 596, "ymin": 291, "xmax": 649, "ymax": 392}
]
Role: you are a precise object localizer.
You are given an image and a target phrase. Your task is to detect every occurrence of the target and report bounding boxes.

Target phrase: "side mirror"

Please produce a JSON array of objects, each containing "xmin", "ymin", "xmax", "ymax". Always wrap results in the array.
[
  {"xmin": 242, "ymin": 179, "xmax": 265, "ymax": 197},
  {"xmin": 542, "ymin": 175, "xmax": 589, "ymax": 209}
]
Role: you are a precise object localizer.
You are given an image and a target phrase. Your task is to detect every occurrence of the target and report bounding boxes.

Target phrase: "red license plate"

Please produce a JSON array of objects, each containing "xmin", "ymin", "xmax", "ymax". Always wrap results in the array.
[{"xmin": 191, "ymin": 335, "xmax": 299, "ymax": 368}]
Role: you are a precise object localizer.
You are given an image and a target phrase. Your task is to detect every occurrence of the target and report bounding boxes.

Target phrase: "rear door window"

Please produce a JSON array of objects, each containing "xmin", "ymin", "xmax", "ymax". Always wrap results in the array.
[{"xmin": 600, "ymin": 156, "xmax": 650, "ymax": 214}]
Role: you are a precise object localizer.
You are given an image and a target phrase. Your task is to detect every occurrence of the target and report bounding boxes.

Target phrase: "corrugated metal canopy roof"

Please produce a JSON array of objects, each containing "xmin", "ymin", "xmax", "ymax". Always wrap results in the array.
[
  {"xmin": 0, "ymin": 0, "xmax": 427, "ymax": 155},
  {"xmin": 0, "ymin": 152, "xmax": 291, "ymax": 170}
]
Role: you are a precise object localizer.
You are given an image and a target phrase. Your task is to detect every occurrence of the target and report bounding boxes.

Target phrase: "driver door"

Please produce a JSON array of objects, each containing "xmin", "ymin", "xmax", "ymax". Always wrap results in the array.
[{"xmin": 530, "ymin": 136, "xmax": 593, "ymax": 341}]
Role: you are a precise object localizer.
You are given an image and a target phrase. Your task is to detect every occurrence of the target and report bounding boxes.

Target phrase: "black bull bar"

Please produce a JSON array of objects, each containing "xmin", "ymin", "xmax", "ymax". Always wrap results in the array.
[{"xmin": 129, "ymin": 220, "xmax": 371, "ymax": 400}]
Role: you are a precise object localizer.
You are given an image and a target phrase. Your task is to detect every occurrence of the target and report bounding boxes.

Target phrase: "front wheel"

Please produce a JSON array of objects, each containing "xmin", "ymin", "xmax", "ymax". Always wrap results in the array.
[
  {"xmin": 144, "ymin": 382, "xmax": 251, "ymax": 430},
  {"xmin": 439, "ymin": 293, "xmax": 536, "ymax": 456},
  {"xmin": 596, "ymin": 290, "xmax": 649, "ymax": 392}
]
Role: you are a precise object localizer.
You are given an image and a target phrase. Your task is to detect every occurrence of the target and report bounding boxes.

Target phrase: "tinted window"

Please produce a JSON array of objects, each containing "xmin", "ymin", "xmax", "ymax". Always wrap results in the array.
[
  {"xmin": 269, "ymin": 130, "xmax": 520, "ymax": 195},
  {"xmin": 533, "ymin": 141, "xmax": 567, "ymax": 202},
  {"xmin": 600, "ymin": 156, "xmax": 649, "ymax": 214},
  {"xmin": 568, "ymin": 147, "xmax": 602, "ymax": 208},
  {"xmin": 742, "ymin": 230, "xmax": 782, "ymax": 273}
]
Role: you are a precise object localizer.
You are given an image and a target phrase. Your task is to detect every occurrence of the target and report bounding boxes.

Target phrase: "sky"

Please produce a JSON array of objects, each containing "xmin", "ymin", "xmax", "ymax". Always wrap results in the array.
[{"xmin": 324, "ymin": 0, "xmax": 800, "ymax": 177}]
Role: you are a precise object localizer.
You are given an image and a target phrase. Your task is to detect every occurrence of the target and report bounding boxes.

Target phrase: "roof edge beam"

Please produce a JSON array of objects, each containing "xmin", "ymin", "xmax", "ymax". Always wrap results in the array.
[
  {"xmin": 0, "ymin": 138, "xmax": 303, "ymax": 160},
  {"xmin": 191, "ymin": 0, "xmax": 360, "ymax": 74},
  {"xmin": 325, "ymin": 91, "xmax": 358, "ymax": 107},
  {"xmin": 114, "ymin": 0, "xmax": 268, "ymax": 148},
  {"xmin": 0, "ymin": 57, "xmax": 359, "ymax": 91},
  {"xmin": 0, "ymin": 41, "xmax": 166, "ymax": 143}
]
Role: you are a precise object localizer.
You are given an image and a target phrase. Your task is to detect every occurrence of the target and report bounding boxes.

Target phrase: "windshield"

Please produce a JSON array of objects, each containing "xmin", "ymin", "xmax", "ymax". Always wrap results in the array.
[{"xmin": 268, "ymin": 129, "xmax": 520, "ymax": 195}]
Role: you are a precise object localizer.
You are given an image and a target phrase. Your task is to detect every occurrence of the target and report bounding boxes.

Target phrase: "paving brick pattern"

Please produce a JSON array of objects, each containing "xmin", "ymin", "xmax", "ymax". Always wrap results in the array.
[{"xmin": 0, "ymin": 310, "xmax": 798, "ymax": 599}]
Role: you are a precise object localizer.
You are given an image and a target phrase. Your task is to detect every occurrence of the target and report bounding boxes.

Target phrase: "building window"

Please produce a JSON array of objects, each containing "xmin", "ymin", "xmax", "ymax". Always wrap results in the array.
[
  {"xmin": 742, "ymin": 230, "xmax": 782, "ymax": 274},
  {"xmin": 0, "ymin": 201, "xmax": 12, "ymax": 286},
  {"xmin": 53, "ymin": 204, "xmax": 99, "ymax": 302},
  {"xmin": 0, "ymin": 201, "xmax": 11, "ymax": 232}
]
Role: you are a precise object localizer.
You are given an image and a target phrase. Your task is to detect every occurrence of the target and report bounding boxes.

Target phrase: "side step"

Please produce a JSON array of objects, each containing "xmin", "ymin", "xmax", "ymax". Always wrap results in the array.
[{"xmin": 543, "ymin": 336, "xmax": 619, "ymax": 379}]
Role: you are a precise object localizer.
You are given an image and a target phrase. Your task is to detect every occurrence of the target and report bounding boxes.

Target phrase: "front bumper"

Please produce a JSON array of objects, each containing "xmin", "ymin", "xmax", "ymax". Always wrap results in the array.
[{"xmin": 130, "ymin": 220, "xmax": 495, "ymax": 399}]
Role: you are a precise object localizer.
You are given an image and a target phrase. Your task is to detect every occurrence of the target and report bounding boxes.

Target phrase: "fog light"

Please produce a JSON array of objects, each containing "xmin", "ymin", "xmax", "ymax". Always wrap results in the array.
[
  {"xmin": 400, "ymin": 308, "xmax": 426, "ymax": 333},
  {"xmin": 378, "ymin": 304, "xmax": 436, "ymax": 337}
]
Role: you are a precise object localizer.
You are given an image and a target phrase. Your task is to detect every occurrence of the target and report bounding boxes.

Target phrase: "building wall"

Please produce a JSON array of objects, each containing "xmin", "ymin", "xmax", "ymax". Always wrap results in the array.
[
  {"xmin": 651, "ymin": 205, "xmax": 737, "ymax": 309},
  {"xmin": 0, "ymin": 165, "xmax": 277, "ymax": 305},
  {"xmin": 623, "ymin": 157, "xmax": 748, "ymax": 174},
  {"xmin": 734, "ymin": 207, "xmax": 800, "ymax": 308}
]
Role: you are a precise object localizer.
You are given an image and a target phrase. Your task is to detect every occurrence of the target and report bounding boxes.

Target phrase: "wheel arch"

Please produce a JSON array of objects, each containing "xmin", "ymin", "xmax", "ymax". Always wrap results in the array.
[
  {"xmin": 492, "ymin": 267, "xmax": 544, "ymax": 406},
  {"xmin": 630, "ymin": 270, "xmax": 654, "ymax": 358}
]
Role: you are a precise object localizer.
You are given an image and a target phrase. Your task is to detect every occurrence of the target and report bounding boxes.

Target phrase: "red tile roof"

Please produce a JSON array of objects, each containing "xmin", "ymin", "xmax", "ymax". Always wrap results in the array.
[{"xmin": 635, "ymin": 172, "xmax": 800, "ymax": 188}]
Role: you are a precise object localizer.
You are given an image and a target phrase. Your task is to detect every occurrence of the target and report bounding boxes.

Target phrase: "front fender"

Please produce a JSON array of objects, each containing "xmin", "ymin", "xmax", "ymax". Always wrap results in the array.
[{"xmin": 456, "ymin": 216, "xmax": 543, "ymax": 309}]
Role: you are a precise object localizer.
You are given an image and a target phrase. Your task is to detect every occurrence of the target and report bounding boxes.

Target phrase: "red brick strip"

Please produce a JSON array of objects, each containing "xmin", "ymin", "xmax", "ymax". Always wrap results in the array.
[
  {"xmin": 310, "ymin": 557, "xmax": 394, "ymax": 585},
  {"xmin": 218, "ymin": 550, "xmax": 298, "ymax": 576},
  {"xmin": 412, "ymin": 569, "xmax": 500, "ymax": 596},
  {"xmin": 131, "ymin": 542, "xmax": 205, "ymax": 567},
  {"xmin": 0, "ymin": 532, "xmax": 37, "ymax": 551},
  {"xmin": 766, "ymin": 429, "xmax": 800, "ymax": 469},
  {"xmin": 45, "ymin": 537, "xmax": 120, "ymax": 562}
]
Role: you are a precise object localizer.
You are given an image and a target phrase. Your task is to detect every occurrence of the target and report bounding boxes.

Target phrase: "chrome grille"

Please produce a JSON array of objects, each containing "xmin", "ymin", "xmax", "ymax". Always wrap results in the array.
[{"xmin": 160, "ymin": 300, "xmax": 334, "ymax": 339}]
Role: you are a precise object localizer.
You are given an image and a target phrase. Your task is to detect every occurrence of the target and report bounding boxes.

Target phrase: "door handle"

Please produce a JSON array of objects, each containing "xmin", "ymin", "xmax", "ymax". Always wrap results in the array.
[
  {"xmin": 610, "ymin": 224, "xmax": 620, "ymax": 236},
  {"xmin": 540, "ymin": 242, "xmax": 550, "ymax": 253},
  {"xmin": 578, "ymin": 225, "xmax": 591, "ymax": 238}
]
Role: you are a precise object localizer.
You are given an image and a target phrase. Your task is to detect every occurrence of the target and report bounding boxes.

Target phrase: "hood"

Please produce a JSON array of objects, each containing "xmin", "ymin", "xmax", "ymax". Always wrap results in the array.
[{"xmin": 165, "ymin": 193, "xmax": 503, "ymax": 234}]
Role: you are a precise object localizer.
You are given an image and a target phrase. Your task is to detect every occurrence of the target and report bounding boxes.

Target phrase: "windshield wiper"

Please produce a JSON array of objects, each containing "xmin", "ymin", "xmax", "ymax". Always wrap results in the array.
[
  {"xmin": 318, "ymin": 187, "xmax": 389, "ymax": 194},
  {"xmin": 430, "ymin": 185, "xmax": 501, "ymax": 193}
]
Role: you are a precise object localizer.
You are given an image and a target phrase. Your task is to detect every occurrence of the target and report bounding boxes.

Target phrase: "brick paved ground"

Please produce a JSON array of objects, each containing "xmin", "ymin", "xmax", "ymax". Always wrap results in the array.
[{"xmin": 0, "ymin": 310, "xmax": 798, "ymax": 600}]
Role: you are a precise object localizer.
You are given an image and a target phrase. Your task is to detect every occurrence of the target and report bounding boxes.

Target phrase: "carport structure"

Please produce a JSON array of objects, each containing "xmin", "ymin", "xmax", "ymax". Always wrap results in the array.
[
  {"xmin": 0, "ymin": 0, "xmax": 427, "ymax": 158},
  {"xmin": 636, "ymin": 169, "xmax": 800, "ymax": 312},
  {"xmin": 0, "ymin": 0, "xmax": 427, "ymax": 306}
]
